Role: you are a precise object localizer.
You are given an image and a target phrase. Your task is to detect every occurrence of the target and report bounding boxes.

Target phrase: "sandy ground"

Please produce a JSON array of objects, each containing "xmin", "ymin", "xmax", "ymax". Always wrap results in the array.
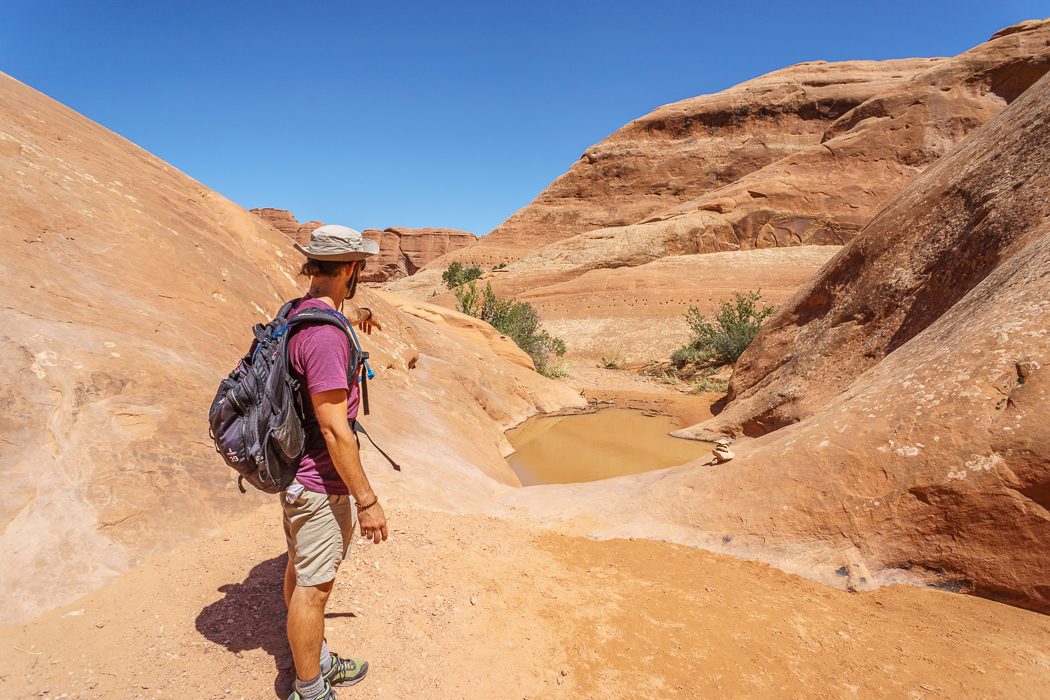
[
  {"xmin": 3, "ymin": 368, "xmax": 1048, "ymax": 699},
  {"xmin": 2, "ymin": 502, "xmax": 1049, "ymax": 700}
]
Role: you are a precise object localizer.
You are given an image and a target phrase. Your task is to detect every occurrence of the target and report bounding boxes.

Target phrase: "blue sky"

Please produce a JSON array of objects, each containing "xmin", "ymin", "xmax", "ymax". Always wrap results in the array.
[{"xmin": 1, "ymin": 1, "xmax": 1044, "ymax": 234}]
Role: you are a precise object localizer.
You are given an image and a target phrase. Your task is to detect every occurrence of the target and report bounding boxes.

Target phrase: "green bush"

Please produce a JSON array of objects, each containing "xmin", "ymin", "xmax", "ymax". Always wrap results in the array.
[
  {"xmin": 676, "ymin": 290, "xmax": 774, "ymax": 365},
  {"xmin": 442, "ymin": 261, "xmax": 484, "ymax": 289},
  {"xmin": 454, "ymin": 281, "xmax": 567, "ymax": 377},
  {"xmin": 670, "ymin": 345, "xmax": 708, "ymax": 368}
]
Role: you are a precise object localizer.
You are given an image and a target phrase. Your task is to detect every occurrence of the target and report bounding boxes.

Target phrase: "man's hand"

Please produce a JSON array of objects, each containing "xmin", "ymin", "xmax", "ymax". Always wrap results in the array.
[
  {"xmin": 358, "ymin": 501, "xmax": 388, "ymax": 544},
  {"xmin": 356, "ymin": 307, "xmax": 382, "ymax": 335},
  {"xmin": 312, "ymin": 388, "xmax": 389, "ymax": 545}
]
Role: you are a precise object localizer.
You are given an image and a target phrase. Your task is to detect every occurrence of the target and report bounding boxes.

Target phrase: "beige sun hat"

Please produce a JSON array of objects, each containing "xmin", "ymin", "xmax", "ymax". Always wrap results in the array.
[{"xmin": 294, "ymin": 224, "xmax": 380, "ymax": 261}]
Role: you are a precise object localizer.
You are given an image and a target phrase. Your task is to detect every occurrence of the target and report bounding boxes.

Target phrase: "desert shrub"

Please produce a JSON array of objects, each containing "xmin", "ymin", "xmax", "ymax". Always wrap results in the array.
[
  {"xmin": 675, "ymin": 290, "xmax": 774, "ymax": 365},
  {"xmin": 454, "ymin": 281, "xmax": 567, "ymax": 378},
  {"xmin": 655, "ymin": 370, "xmax": 679, "ymax": 385},
  {"xmin": 600, "ymin": 348, "xmax": 625, "ymax": 369},
  {"xmin": 541, "ymin": 356, "xmax": 570, "ymax": 378},
  {"xmin": 670, "ymin": 345, "xmax": 707, "ymax": 368},
  {"xmin": 689, "ymin": 368, "xmax": 730, "ymax": 393},
  {"xmin": 493, "ymin": 261, "xmax": 508, "ymax": 270},
  {"xmin": 442, "ymin": 261, "xmax": 484, "ymax": 289}
]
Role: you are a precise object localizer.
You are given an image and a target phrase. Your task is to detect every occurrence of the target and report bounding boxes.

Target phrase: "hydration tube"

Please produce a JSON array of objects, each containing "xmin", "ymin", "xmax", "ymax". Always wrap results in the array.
[{"xmin": 326, "ymin": 308, "xmax": 376, "ymax": 381}]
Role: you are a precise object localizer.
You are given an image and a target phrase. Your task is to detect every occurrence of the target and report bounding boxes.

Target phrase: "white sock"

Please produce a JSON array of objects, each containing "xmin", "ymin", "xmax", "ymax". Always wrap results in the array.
[
  {"xmin": 320, "ymin": 639, "xmax": 333, "ymax": 674},
  {"xmin": 294, "ymin": 672, "xmax": 325, "ymax": 699}
]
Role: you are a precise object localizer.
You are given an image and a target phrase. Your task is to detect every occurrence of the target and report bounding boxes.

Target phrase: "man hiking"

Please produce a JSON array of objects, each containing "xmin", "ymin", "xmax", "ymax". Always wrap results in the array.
[{"xmin": 282, "ymin": 224, "xmax": 388, "ymax": 700}]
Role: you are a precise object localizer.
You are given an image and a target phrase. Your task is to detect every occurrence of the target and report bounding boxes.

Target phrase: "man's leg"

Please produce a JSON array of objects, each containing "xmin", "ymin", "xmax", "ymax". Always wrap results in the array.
[
  {"xmin": 283, "ymin": 490, "xmax": 361, "ymax": 694},
  {"xmin": 285, "ymin": 559, "xmax": 333, "ymax": 679},
  {"xmin": 287, "ymin": 580, "xmax": 333, "ymax": 683},
  {"xmin": 284, "ymin": 556, "xmax": 297, "ymax": 609}
]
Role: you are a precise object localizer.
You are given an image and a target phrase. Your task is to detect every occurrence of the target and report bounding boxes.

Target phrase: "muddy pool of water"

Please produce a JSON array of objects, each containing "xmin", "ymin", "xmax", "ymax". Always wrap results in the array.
[{"xmin": 506, "ymin": 408, "xmax": 714, "ymax": 486}]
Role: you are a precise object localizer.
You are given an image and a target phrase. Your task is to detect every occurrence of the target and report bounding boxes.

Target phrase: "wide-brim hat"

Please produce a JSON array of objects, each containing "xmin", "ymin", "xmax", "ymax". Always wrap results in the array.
[{"xmin": 294, "ymin": 224, "xmax": 380, "ymax": 261}]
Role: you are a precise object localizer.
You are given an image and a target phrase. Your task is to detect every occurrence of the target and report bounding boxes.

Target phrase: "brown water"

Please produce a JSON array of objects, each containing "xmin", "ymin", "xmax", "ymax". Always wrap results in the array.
[{"xmin": 506, "ymin": 408, "xmax": 714, "ymax": 486}]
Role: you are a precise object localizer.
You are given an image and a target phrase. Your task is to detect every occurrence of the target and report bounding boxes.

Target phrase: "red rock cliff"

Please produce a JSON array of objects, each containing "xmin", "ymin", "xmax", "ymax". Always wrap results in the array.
[
  {"xmin": 248, "ymin": 207, "xmax": 322, "ymax": 246},
  {"xmin": 250, "ymin": 209, "xmax": 475, "ymax": 282},
  {"xmin": 361, "ymin": 227, "xmax": 477, "ymax": 283}
]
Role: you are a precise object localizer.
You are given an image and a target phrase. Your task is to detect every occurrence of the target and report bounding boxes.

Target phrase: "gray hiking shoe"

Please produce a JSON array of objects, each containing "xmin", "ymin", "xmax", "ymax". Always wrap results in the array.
[{"xmin": 324, "ymin": 653, "xmax": 369, "ymax": 687}]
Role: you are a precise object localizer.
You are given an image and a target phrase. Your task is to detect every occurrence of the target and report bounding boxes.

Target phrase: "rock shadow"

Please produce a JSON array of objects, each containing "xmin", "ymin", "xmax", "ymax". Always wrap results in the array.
[{"xmin": 196, "ymin": 554, "xmax": 293, "ymax": 698}]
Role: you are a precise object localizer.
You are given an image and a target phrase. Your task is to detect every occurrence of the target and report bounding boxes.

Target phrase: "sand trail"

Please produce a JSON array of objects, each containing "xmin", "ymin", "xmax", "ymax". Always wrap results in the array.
[{"xmin": 2, "ymin": 502, "xmax": 1049, "ymax": 699}]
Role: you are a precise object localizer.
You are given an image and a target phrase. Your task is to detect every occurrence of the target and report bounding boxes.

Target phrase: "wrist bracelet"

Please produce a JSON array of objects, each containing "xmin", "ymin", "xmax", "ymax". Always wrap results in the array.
[
  {"xmin": 360, "ymin": 307, "xmax": 372, "ymax": 321},
  {"xmin": 356, "ymin": 496, "xmax": 378, "ymax": 511}
]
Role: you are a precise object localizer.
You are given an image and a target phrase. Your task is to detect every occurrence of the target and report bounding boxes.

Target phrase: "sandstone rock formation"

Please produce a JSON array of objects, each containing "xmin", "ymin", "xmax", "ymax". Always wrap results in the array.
[
  {"xmin": 429, "ymin": 58, "xmax": 941, "ymax": 266},
  {"xmin": 406, "ymin": 20, "xmax": 1049, "ymax": 297},
  {"xmin": 377, "ymin": 290, "xmax": 536, "ymax": 372},
  {"xmin": 691, "ymin": 49, "xmax": 1050, "ymax": 439},
  {"xmin": 249, "ymin": 207, "xmax": 322, "ymax": 246},
  {"xmin": 361, "ymin": 226, "xmax": 477, "ymax": 283},
  {"xmin": 0, "ymin": 73, "xmax": 583, "ymax": 623},
  {"xmin": 503, "ymin": 68, "xmax": 1050, "ymax": 613}
]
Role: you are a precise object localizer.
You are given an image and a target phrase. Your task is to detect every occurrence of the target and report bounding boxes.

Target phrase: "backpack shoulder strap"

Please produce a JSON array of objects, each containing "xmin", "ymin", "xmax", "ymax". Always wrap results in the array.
[
  {"xmin": 287, "ymin": 308, "xmax": 373, "ymax": 415},
  {"xmin": 275, "ymin": 298, "xmax": 301, "ymax": 322},
  {"xmin": 286, "ymin": 307, "xmax": 350, "ymax": 331}
]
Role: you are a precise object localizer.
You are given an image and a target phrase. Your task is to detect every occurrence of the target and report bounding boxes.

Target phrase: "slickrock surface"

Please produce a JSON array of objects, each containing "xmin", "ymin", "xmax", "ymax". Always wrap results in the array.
[
  {"xmin": 0, "ymin": 73, "xmax": 583, "ymax": 623},
  {"xmin": 377, "ymin": 290, "xmax": 537, "ymax": 371},
  {"xmin": 249, "ymin": 207, "xmax": 322, "ymax": 246},
  {"xmin": 361, "ymin": 226, "xmax": 477, "ymax": 283},
  {"xmin": 698, "ymin": 58, "xmax": 1050, "ymax": 439},
  {"xmin": 503, "ymin": 69, "xmax": 1050, "ymax": 613},
  {"xmin": 3, "ymin": 504, "xmax": 1050, "ymax": 699}
]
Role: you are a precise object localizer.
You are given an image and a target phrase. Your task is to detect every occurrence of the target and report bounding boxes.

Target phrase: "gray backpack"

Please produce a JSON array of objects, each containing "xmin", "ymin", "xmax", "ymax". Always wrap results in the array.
[{"xmin": 208, "ymin": 299, "xmax": 400, "ymax": 494}]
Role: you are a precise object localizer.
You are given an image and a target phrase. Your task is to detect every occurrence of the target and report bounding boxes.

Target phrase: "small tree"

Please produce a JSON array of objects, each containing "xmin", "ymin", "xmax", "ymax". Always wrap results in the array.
[
  {"xmin": 442, "ymin": 261, "xmax": 484, "ymax": 289},
  {"xmin": 454, "ymin": 280, "xmax": 567, "ymax": 377},
  {"xmin": 675, "ymin": 290, "xmax": 774, "ymax": 365}
]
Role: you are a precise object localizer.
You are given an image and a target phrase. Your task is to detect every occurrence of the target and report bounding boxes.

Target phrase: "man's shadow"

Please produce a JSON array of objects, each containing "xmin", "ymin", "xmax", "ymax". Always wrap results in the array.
[
  {"xmin": 196, "ymin": 555, "xmax": 295, "ymax": 698},
  {"xmin": 196, "ymin": 554, "xmax": 360, "ymax": 697}
]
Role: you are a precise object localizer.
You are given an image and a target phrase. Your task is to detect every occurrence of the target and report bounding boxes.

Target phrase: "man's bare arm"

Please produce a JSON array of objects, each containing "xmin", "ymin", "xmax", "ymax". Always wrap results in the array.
[
  {"xmin": 344, "ymin": 305, "xmax": 382, "ymax": 334},
  {"xmin": 311, "ymin": 388, "xmax": 388, "ymax": 543}
]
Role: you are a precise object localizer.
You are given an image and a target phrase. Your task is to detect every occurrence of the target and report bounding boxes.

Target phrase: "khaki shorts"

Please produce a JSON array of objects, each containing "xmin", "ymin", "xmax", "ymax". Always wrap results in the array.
[{"xmin": 282, "ymin": 481, "xmax": 357, "ymax": 587}]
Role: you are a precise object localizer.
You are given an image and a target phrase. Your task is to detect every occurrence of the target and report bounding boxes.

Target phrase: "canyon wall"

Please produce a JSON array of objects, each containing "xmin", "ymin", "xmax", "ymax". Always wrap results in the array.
[
  {"xmin": 444, "ymin": 20, "xmax": 1050, "ymax": 290},
  {"xmin": 427, "ymin": 58, "xmax": 941, "ymax": 267}
]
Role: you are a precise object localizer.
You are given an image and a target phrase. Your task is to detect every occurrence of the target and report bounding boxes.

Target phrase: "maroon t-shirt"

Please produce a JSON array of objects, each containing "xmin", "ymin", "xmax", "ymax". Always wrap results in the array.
[{"xmin": 288, "ymin": 297, "xmax": 361, "ymax": 494}]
